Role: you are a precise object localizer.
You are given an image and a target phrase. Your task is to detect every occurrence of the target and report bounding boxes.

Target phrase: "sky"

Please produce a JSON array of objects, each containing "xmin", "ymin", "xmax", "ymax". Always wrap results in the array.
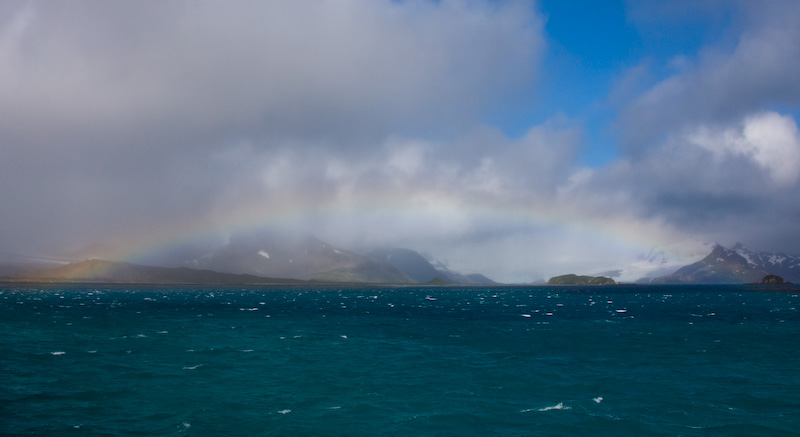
[{"xmin": 2, "ymin": 0, "xmax": 800, "ymax": 283}]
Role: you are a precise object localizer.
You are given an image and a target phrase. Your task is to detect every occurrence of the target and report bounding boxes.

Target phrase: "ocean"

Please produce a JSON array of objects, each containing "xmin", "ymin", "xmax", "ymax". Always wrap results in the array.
[{"xmin": 2, "ymin": 284, "xmax": 799, "ymax": 436}]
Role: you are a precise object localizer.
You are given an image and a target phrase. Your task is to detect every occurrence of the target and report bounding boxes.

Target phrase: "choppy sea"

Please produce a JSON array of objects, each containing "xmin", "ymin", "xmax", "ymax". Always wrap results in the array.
[{"xmin": 2, "ymin": 284, "xmax": 799, "ymax": 436}]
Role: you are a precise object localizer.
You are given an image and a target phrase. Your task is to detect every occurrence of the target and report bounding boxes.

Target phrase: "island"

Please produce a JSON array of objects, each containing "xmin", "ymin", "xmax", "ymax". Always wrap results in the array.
[
  {"xmin": 759, "ymin": 274, "xmax": 788, "ymax": 285},
  {"xmin": 547, "ymin": 274, "xmax": 616, "ymax": 285}
]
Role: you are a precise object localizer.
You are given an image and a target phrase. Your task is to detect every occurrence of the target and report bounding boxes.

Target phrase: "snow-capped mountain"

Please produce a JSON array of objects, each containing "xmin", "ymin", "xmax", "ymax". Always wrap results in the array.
[
  {"xmin": 730, "ymin": 243, "xmax": 800, "ymax": 276},
  {"xmin": 652, "ymin": 243, "xmax": 800, "ymax": 284}
]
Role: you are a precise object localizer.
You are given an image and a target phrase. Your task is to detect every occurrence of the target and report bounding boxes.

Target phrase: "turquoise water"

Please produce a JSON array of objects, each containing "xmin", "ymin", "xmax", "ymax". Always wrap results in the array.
[{"xmin": 2, "ymin": 284, "xmax": 799, "ymax": 435}]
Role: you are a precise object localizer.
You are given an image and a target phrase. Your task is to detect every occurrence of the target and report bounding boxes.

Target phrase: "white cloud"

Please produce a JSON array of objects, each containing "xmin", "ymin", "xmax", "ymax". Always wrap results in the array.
[{"xmin": 689, "ymin": 111, "xmax": 800, "ymax": 185}]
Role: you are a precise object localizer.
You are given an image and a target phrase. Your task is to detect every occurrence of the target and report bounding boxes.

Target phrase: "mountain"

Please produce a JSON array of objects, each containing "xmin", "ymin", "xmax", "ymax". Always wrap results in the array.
[
  {"xmin": 13, "ymin": 259, "xmax": 299, "ymax": 284},
  {"xmin": 363, "ymin": 248, "xmax": 440, "ymax": 283},
  {"xmin": 547, "ymin": 274, "xmax": 616, "ymax": 285},
  {"xmin": 364, "ymin": 247, "xmax": 495, "ymax": 284},
  {"xmin": 652, "ymin": 243, "xmax": 800, "ymax": 284},
  {"xmin": 0, "ymin": 252, "xmax": 68, "ymax": 277},
  {"xmin": 597, "ymin": 241, "xmax": 716, "ymax": 284},
  {"xmin": 184, "ymin": 234, "xmax": 412, "ymax": 284}
]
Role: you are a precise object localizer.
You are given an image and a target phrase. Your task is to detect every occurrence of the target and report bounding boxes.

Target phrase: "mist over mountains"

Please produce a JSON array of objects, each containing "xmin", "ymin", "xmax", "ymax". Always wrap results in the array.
[
  {"xmin": 363, "ymin": 247, "xmax": 494, "ymax": 285},
  {"xmin": 178, "ymin": 234, "xmax": 495, "ymax": 284},
  {"xmin": 3, "ymin": 231, "xmax": 798, "ymax": 286},
  {"xmin": 180, "ymin": 234, "xmax": 411, "ymax": 283}
]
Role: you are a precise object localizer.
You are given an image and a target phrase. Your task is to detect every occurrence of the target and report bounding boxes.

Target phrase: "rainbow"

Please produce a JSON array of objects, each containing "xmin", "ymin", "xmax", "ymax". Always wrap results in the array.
[{"xmin": 103, "ymin": 190, "xmax": 678, "ymax": 265}]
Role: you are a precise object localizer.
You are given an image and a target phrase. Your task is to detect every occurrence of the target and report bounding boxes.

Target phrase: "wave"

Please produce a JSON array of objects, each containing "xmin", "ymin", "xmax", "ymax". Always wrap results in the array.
[{"xmin": 521, "ymin": 402, "xmax": 572, "ymax": 413}]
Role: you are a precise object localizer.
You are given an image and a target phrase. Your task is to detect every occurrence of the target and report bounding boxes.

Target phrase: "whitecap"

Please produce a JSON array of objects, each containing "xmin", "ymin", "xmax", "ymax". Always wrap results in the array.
[
  {"xmin": 521, "ymin": 314, "xmax": 532, "ymax": 318},
  {"xmin": 340, "ymin": 335, "xmax": 348, "ymax": 339},
  {"xmin": 183, "ymin": 364, "xmax": 202, "ymax": 370},
  {"xmin": 593, "ymin": 397, "xmax": 603, "ymax": 403},
  {"xmin": 615, "ymin": 309, "xmax": 627, "ymax": 313},
  {"xmin": 538, "ymin": 402, "xmax": 570, "ymax": 412},
  {"xmin": 50, "ymin": 351, "xmax": 66, "ymax": 356},
  {"xmin": 278, "ymin": 409, "xmax": 291, "ymax": 414}
]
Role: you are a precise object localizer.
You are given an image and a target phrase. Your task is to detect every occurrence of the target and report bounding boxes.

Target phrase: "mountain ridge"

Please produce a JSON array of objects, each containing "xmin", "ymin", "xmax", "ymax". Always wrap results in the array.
[
  {"xmin": 652, "ymin": 243, "xmax": 800, "ymax": 284},
  {"xmin": 181, "ymin": 234, "xmax": 413, "ymax": 284},
  {"xmin": 363, "ymin": 247, "xmax": 495, "ymax": 284}
]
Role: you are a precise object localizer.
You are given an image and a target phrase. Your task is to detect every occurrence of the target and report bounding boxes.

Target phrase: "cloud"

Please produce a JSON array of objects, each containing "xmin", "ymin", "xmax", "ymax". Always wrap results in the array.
[
  {"xmin": 0, "ymin": 0, "xmax": 545, "ymax": 258},
  {"xmin": 1, "ymin": 1, "xmax": 798, "ymax": 283},
  {"xmin": 618, "ymin": 0, "xmax": 800, "ymax": 153},
  {"xmin": 688, "ymin": 111, "xmax": 800, "ymax": 186},
  {"xmin": 565, "ymin": 0, "xmax": 800, "ymax": 265},
  {"xmin": 198, "ymin": 118, "xmax": 704, "ymax": 283},
  {"xmin": 0, "ymin": 0, "xmax": 544, "ymax": 148},
  {"xmin": 577, "ymin": 107, "xmax": 800, "ymax": 263}
]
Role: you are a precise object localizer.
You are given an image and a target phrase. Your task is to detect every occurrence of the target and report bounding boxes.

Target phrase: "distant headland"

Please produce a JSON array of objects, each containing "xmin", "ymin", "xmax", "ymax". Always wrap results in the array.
[{"xmin": 546, "ymin": 274, "xmax": 616, "ymax": 286}]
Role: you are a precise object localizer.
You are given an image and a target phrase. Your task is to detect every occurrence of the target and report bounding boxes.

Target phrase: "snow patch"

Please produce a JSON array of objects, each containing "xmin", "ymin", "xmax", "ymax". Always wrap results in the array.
[
  {"xmin": 769, "ymin": 255, "xmax": 786, "ymax": 265},
  {"xmin": 734, "ymin": 248, "xmax": 757, "ymax": 266}
]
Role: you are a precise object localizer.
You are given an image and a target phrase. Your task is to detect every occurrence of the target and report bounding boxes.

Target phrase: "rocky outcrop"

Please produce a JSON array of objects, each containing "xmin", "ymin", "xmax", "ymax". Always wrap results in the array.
[
  {"xmin": 547, "ymin": 274, "xmax": 616, "ymax": 285},
  {"xmin": 760, "ymin": 274, "xmax": 785, "ymax": 284}
]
